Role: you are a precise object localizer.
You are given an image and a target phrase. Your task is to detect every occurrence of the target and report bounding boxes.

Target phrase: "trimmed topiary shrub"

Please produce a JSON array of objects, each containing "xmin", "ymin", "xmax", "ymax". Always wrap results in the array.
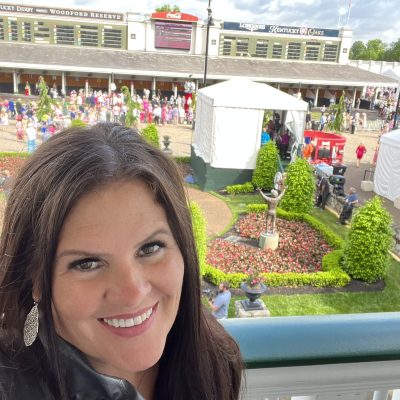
[
  {"xmin": 343, "ymin": 196, "xmax": 393, "ymax": 283},
  {"xmin": 141, "ymin": 123, "xmax": 160, "ymax": 148},
  {"xmin": 70, "ymin": 119, "xmax": 86, "ymax": 128},
  {"xmin": 226, "ymin": 182, "xmax": 254, "ymax": 195},
  {"xmin": 252, "ymin": 141, "xmax": 279, "ymax": 190},
  {"xmin": 190, "ymin": 201, "xmax": 207, "ymax": 274},
  {"xmin": 280, "ymin": 157, "xmax": 315, "ymax": 213}
]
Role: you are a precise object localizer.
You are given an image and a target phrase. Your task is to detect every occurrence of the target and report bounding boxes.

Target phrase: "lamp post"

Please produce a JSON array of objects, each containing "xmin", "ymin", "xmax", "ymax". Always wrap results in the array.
[{"xmin": 203, "ymin": 0, "xmax": 212, "ymax": 86}]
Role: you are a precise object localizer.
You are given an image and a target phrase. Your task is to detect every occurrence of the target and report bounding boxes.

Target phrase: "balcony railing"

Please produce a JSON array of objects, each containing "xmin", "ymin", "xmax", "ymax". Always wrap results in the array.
[{"xmin": 221, "ymin": 312, "xmax": 400, "ymax": 400}]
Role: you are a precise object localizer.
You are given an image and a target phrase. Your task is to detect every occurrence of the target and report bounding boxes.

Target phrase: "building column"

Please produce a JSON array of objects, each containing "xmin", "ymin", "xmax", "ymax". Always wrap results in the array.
[
  {"xmin": 130, "ymin": 81, "xmax": 135, "ymax": 97},
  {"xmin": 173, "ymin": 83, "xmax": 177, "ymax": 98},
  {"xmin": 152, "ymin": 77, "xmax": 156, "ymax": 97},
  {"xmin": 13, "ymin": 70, "xmax": 19, "ymax": 94},
  {"xmin": 277, "ymin": 83, "xmax": 281, "ymax": 90},
  {"xmin": 195, "ymin": 79, "xmax": 199, "ymax": 92},
  {"xmin": 314, "ymin": 87, "xmax": 319, "ymax": 107},
  {"xmin": 352, "ymin": 88, "xmax": 357, "ymax": 108},
  {"xmin": 61, "ymin": 72, "xmax": 66, "ymax": 95}
]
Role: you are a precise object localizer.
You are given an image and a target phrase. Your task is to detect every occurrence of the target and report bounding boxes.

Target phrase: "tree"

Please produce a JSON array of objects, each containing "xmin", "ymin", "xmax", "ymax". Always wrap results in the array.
[
  {"xmin": 326, "ymin": 91, "xmax": 346, "ymax": 133},
  {"xmin": 279, "ymin": 157, "xmax": 315, "ymax": 213},
  {"xmin": 349, "ymin": 41, "xmax": 367, "ymax": 60},
  {"xmin": 141, "ymin": 123, "xmax": 160, "ymax": 148},
  {"xmin": 252, "ymin": 141, "xmax": 279, "ymax": 190},
  {"xmin": 155, "ymin": 4, "xmax": 180, "ymax": 12},
  {"xmin": 364, "ymin": 39, "xmax": 386, "ymax": 61},
  {"xmin": 343, "ymin": 197, "xmax": 393, "ymax": 283},
  {"xmin": 120, "ymin": 86, "xmax": 140, "ymax": 127},
  {"xmin": 36, "ymin": 76, "xmax": 54, "ymax": 122},
  {"xmin": 383, "ymin": 39, "xmax": 400, "ymax": 62}
]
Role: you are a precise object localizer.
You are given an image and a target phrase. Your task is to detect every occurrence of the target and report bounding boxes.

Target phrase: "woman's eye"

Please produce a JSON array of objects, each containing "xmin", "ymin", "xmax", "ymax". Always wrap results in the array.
[
  {"xmin": 138, "ymin": 241, "xmax": 165, "ymax": 257},
  {"xmin": 70, "ymin": 258, "xmax": 101, "ymax": 271}
]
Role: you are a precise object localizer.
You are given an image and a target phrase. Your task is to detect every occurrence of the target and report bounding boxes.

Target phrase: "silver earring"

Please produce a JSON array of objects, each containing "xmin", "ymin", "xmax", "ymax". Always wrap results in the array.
[{"xmin": 23, "ymin": 301, "xmax": 39, "ymax": 347}]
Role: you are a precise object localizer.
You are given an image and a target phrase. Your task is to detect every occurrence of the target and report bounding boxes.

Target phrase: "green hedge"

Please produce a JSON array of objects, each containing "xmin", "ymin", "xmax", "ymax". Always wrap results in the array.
[
  {"xmin": 0, "ymin": 152, "xmax": 30, "ymax": 159},
  {"xmin": 190, "ymin": 201, "xmax": 208, "ymax": 274},
  {"xmin": 203, "ymin": 205, "xmax": 349, "ymax": 288},
  {"xmin": 141, "ymin": 123, "xmax": 160, "ymax": 148},
  {"xmin": 174, "ymin": 156, "xmax": 191, "ymax": 164},
  {"xmin": 226, "ymin": 182, "xmax": 254, "ymax": 195}
]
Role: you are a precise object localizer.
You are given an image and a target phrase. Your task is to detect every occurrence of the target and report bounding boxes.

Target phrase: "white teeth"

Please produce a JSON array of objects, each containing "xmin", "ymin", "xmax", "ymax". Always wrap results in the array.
[{"xmin": 103, "ymin": 307, "xmax": 153, "ymax": 328}]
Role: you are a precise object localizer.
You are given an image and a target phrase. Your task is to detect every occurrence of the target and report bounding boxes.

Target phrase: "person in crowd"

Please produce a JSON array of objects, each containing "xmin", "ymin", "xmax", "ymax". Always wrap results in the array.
[
  {"xmin": 26, "ymin": 121, "xmax": 37, "ymax": 153},
  {"xmin": 0, "ymin": 123, "xmax": 243, "ymax": 400},
  {"xmin": 261, "ymin": 127, "xmax": 270, "ymax": 146},
  {"xmin": 208, "ymin": 281, "xmax": 232, "ymax": 320},
  {"xmin": 278, "ymin": 130, "xmax": 290, "ymax": 159},
  {"xmin": 339, "ymin": 187, "xmax": 358, "ymax": 225},
  {"xmin": 315, "ymin": 176, "xmax": 330, "ymax": 210},
  {"xmin": 0, "ymin": 169, "xmax": 12, "ymax": 200},
  {"xmin": 355, "ymin": 141, "xmax": 367, "ymax": 167},
  {"xmin": 0, "ymin": 108, "xmax": 8, "ymax": 131}
]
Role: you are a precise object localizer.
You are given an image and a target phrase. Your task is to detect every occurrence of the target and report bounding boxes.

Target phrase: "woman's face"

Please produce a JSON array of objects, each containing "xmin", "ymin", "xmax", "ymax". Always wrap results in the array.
[{"xmin": 51, "ymin": 180, "xmax": 184, "ymax": 381}]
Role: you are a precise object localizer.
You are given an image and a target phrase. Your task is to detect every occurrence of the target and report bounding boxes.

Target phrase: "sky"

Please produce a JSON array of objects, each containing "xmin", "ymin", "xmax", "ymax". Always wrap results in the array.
[{"xmin": 4, "ymin": 0, "xmax": 400, "ymax": 44}]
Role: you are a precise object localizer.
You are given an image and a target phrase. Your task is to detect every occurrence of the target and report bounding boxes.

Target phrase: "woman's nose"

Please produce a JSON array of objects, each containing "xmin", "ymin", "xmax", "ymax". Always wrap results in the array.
[{"xmin": 104, "ymin": 261, "xmax": 151, "ymax": 307}]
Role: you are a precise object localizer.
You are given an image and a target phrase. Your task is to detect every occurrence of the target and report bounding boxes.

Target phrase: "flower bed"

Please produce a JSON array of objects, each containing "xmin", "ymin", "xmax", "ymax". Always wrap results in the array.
[
  {"xmin": 0, "ymin": 153, "xmax": 29, "ymax": 176},
  {"xmin": 207, "ymin": 214, "xmax": 332, "ymax": 275}
]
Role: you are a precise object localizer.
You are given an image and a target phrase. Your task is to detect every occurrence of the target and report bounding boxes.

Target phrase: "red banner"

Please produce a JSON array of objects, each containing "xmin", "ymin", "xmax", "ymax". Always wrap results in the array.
[{"xmin": 151, "ymin": 11, "xmax": 198, "ymax": 22}]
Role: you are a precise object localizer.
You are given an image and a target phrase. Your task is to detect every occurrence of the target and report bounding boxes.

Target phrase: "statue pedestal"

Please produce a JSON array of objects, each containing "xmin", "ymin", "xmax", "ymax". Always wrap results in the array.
[
  {"xmin": 259, "ymin": 232, "xmax": 279, "ymax": 251},
  {"xmin": 235, "ymin": 300, "xmax": 270, "ymax": 318}
]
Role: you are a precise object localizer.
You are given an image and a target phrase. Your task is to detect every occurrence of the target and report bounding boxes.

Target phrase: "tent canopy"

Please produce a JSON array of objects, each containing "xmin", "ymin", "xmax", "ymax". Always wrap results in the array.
[
  {"xmin": 374, "ymin": 128, "xmax": 400, "ymax": 202},
  {"xmin": 199, "ymin": 78, "xmax": 309, "ymax": 111},
  {"xmin": 192, "ymin": 78, "xmax": 308, "ymax": 170}
]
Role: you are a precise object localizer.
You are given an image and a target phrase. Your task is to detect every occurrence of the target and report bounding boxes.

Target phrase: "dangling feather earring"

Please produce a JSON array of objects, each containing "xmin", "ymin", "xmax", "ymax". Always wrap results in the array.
[{"xmin": 23, "ymin": 301, "xmax": 39, "ymax": 347}]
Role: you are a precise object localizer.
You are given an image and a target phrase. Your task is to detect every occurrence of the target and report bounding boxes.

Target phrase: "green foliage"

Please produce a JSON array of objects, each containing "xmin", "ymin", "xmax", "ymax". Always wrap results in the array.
[
  {"xmin": 70, "ymin": 119, "xmax": 86, "ymax": 128},
  {"xmin": 155, "ymin": 4, "xmax": 180, "ymax": 12},
  {"xmin": 350, "ymin": 41, "xmax": 367, "ymax": 60},
  {"xmin": 226, "ymin": 182, "xmax": 254, "ymax": 195},
  {"xmin": 349, "ymin": 38, "xmax": 399, "ymax": 61},
  {"xmin": 326, "ymin": 91, "xmax": 345, "ymax": 133},
  {"xmin": 246, "ymin": 204, "xmax": 267, "ymax": 213},
  {"xmin": 343, "ymin": 196, "xmax": 393, "ymax": 283},
  {"xmin": 190, "ymin": 201, "xmax": 207, "ymax": 273},
  {"xmin": 252, "ymin": 141, "xmax": 279, "ymax": 190},
  {"xmin": 141, "ymin": 124, "xmax": 160, "ymax": 148},
  {"xmin": 173, "ymin": 156, "xmax": 191, "ymax": 164},
  {"xmin": 0, "ymin": 152, "xmax": 29, "ymax": 159},
  {"xmin": 280, "ymin": 158, "xmax": 315, "ymax": 213},
  {"xmin": 36, "ymin": 76, "xmax": 54, "ymax": 122},
  {"xmin": 121, "ymin": 85, "xmax": 140, "ymax": 127}
]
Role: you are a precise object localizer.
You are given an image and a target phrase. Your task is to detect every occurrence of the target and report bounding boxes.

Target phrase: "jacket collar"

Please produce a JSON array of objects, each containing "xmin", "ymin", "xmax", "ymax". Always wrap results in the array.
[{"xmin": 58, "ymin": 338, "xmax": 145, "ymax": 400}]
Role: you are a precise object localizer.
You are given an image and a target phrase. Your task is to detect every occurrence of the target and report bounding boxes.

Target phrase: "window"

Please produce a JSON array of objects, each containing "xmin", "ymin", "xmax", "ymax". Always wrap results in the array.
[
  {"xmin": 236, "ymin": 38, "xmax": 249, "ymax": 56},
  {"xmin": 0, "ymin": 19, "xmax": 4, "ymax": 40},
  {"xmin": 272, "ymin": 43, "xmax": 283, "ymax": 59},
  {"xmin": 305, "ymin": 42, "xmax": 320, "ymax": 61},
  {"xmin": 80, "ymin": 25, "xmax": 98, "ymax": 47},
  {"xmin": 21, "ymin": 22, "xmax": 31, "ymax": 42},
  {"xmin": 130, "ymin": 33, "xmax": 136, "ymax": 39},
  {"xmin": 102, "ymin": 28, "xmax": 122, "ymax": 48},
  {"xmin": 287, "ymin": 42, "xmax": 301, "ymax": 60},
  {"xmin": 9, "ymin": 20, "xmax": 18, "ymax": 41},
  {"xmin": 220, "ymin": 36, "xmax": 234, "ymax": 56},
  {"xmin": 254, "ymin": 40, "xmax": 268, "ymax": 58},
  {"xmin": 323, "ymin": 44, "xmax": 338, "ymax": 61},
  {"xmin": 55, "ymin": 25, "xmax": 75, "ymax": 45}
]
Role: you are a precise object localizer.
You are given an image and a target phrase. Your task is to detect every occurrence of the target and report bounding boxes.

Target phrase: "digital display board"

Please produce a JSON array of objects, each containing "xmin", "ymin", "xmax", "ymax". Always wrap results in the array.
[{"xmin": 155, "ymin": 21, "xmax": 192, "ymax": 50}]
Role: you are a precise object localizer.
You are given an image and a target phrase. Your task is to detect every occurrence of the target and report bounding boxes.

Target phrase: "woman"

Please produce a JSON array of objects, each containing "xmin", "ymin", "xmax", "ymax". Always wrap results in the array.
[
  {"xmin": 355, "ymin": 141, "xmax": 367, "ymax": 167},
  {"xmin": 0, "ymin": 123, "xmax": 243, "ymax": 399}
]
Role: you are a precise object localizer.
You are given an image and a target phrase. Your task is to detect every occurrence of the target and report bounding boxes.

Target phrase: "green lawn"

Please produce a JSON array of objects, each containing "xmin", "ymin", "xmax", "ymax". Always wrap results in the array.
[{"xmin": 208, "ymin": 193, "xmax": 400, "ymax": 317}]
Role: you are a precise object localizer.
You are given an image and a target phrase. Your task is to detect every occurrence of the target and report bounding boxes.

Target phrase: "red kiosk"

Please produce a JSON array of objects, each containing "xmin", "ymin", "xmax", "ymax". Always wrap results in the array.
[{"xmin": 304, "ymin": 130, "xmax": 346, "ymax": 165}]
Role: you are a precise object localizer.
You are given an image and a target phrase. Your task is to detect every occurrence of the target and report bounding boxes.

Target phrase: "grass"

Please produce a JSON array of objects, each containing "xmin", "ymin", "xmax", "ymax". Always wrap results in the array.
[{"xmin": 206, "ymin": 193, "xmax": 400, "ymax": 317}]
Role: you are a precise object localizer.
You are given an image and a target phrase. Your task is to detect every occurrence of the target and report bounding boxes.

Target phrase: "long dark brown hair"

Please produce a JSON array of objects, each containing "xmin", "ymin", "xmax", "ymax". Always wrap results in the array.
[{"xmin": 0, "ymin": 123, "xmax": 242, "ymax": 399}]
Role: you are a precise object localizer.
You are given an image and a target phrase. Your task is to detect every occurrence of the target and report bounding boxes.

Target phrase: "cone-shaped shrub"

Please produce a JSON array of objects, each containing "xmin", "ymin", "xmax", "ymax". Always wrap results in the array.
[
  {"xmin": 343, "ymin": 196, "xmax": 393, "ymax": 283},
  {"xmin": 141, "ymin": 123, "xmax": 160, "ymax": 148},
  {"xmin": 252, "ymin": 141, "xmax": 279, "ymax": 190},
  {"xmin": 280, "ymin": 157, "xmax": 315, "ymax": 213}
]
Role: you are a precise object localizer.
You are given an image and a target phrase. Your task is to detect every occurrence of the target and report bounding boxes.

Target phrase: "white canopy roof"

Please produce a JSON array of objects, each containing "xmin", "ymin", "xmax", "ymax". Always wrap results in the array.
[{"xmin": 198, "ymin": 78, "xmax": 309, "ymax": 111}]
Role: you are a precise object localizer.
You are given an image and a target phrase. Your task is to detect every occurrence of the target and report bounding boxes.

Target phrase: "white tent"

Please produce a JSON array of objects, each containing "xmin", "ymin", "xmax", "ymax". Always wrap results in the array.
[
  {"xmin": 374, "ymin": 128, "xmax": 400, "ymax": 202},
  {"xmin": 192, "ymin": 78, "xmax": 308, "ymax": 170}
]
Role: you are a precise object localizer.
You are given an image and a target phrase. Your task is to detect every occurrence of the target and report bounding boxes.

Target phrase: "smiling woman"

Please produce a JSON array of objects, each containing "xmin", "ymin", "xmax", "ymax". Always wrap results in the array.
[{"xmin": 0, "ymin": 123, "xmax": 243, "ymax": 399}]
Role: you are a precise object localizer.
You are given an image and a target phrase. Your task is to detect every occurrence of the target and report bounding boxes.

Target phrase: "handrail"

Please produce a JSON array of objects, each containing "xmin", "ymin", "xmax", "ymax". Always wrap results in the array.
[{"xmin": 221, "ymin": 312, "xmax": 400, "ymax": 369}]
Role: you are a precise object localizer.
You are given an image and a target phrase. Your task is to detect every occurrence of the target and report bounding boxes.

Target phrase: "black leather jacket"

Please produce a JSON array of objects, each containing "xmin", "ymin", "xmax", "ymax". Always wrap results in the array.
[{"xmin": 0, "ymin": 338, "xmax": 145, "ymax": 400}]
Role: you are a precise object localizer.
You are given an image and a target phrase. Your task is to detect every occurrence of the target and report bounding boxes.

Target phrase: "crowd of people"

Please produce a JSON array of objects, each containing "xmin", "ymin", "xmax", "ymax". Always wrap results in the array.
[{"xmin": 0, "ymin": 86, "xmax": 195, "ymax": 152}]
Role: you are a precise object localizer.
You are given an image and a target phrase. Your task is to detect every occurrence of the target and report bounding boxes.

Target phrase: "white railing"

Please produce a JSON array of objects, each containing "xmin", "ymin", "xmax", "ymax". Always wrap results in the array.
[{"xmin": 222, "ymin": 313, "xmax": 400, "ymax": 400}]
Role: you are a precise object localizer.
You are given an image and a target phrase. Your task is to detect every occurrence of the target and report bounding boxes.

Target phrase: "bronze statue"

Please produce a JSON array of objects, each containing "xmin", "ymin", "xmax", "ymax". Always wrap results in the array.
[{"xmin": 257, "ymin": 187, "xmax": 286, "ymax": 234}]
